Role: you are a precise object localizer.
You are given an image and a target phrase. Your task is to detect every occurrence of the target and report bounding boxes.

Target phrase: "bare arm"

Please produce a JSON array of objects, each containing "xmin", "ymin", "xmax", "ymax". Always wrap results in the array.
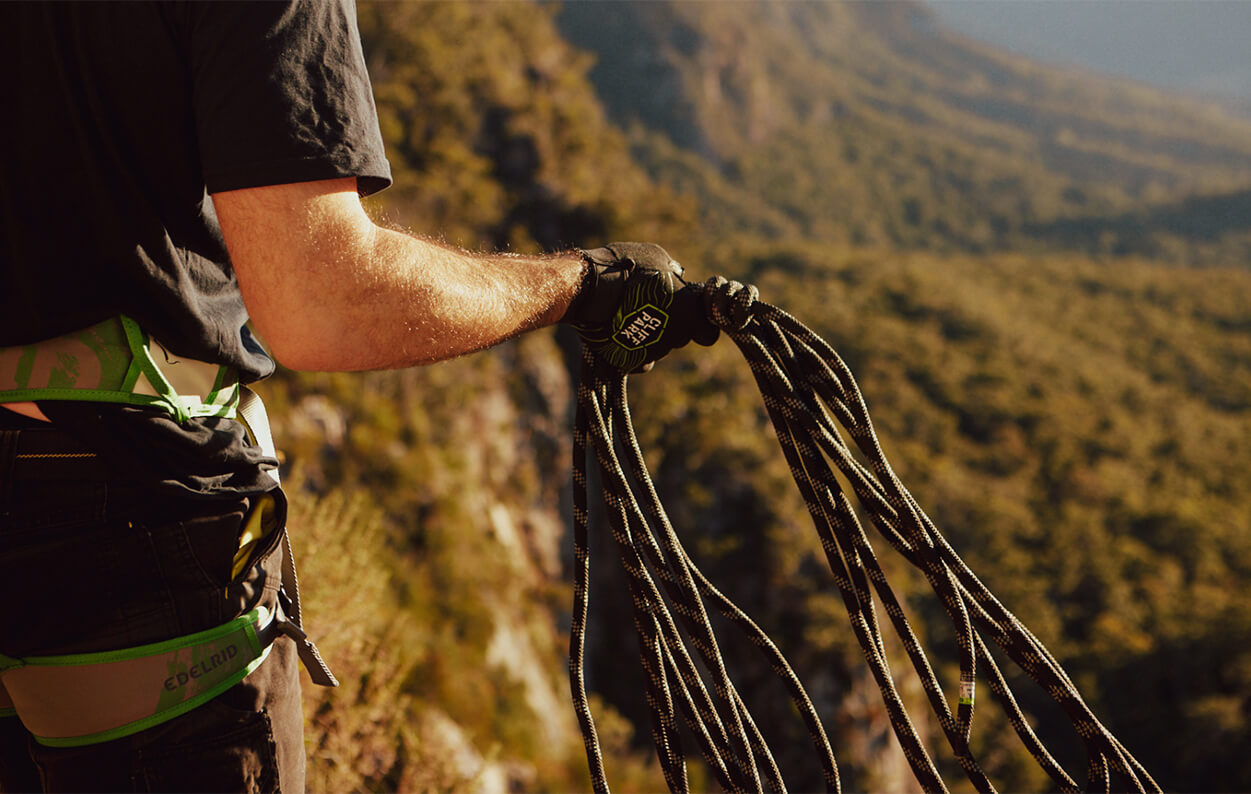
[{"xmin": 212, "ymin": 177, "xmax": 585, "ymax": 371}]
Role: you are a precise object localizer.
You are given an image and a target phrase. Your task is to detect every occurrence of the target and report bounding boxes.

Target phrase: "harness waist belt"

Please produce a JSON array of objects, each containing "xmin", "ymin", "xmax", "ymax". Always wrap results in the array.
[
  {"xmin": 0, "ymin": 315, "xmax": 239, "ymax": 422},
  {"xmin": 0, "ymin": 603, "xmax": 320, "ymax": 747}
]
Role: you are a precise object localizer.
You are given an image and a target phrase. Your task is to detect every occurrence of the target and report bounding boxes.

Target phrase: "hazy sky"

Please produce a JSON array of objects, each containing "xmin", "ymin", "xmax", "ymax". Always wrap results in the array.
[{"xmin": 926, "ymin": 0, "xmax": 1251, "ymax": 102}]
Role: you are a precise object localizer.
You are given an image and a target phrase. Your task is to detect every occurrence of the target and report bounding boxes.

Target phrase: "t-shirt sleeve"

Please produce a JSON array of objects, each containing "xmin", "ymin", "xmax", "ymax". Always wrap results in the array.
[{"xmin": 188, "ymin": 0, "xmax": 392, "ymax": 196}]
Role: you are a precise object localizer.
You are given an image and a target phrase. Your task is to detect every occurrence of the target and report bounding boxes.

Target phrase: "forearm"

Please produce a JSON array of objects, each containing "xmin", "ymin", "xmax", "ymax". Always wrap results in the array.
[
  {"xmin": 320, "ymin": 228, "xmax": 585, "ymax": 370},
  {"xmin": 216, "ymin": 178, "xmax": 586, "ymax": 372}
]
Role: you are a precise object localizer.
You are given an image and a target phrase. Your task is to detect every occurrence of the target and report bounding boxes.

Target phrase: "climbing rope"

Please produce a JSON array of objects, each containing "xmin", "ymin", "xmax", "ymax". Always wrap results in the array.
[{"xmin": 568, "ymin": 278, "xmax": 1160, "ymax": 794}]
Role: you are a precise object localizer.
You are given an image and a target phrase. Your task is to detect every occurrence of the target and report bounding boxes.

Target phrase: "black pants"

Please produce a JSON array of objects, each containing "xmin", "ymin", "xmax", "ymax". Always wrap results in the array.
[{"xmin": 0, "ymin": 423, "xmax": 304, "ymax": 793}]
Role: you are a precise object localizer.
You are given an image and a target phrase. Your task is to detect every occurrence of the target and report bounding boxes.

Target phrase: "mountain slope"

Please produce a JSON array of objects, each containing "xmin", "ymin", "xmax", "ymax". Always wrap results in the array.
[
  {"xmin": 356, "ymin": 0, "xmax": 694, "ymax": 252},
  {"xmin": 556, "ymin": 1, "xmax": 1251, "ymax": 259}
]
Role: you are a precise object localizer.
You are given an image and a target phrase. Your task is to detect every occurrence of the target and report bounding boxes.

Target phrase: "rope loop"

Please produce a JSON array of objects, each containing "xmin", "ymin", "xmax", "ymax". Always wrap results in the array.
[
  {"xmin": 570, "ymin": 291, "xmax": 1159, "ymax": 794},
  {"xmin": 701, "ymin": 276, "xmax": 760, "ymax": 331}
]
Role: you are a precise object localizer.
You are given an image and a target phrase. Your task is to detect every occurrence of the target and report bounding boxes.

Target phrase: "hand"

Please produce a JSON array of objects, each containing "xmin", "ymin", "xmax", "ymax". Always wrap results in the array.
[{"xmin": 562, "ymin": 242, "xmax": 718, "ymax": 373}]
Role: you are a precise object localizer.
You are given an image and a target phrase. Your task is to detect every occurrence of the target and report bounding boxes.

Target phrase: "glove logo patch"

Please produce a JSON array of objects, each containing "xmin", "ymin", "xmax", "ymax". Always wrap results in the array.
[{"xmin": 614, "ymin": 305, "xmax": 669, "ymax": 350}]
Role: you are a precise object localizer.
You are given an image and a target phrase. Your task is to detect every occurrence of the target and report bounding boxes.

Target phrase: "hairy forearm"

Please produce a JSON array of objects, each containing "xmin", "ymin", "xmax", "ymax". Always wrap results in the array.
[
  {"xmin": 349, "ymin": 227, "xmax": 583, "ymax": 369},
  {"xmin": 217, "ymin": 179, "xmax": 586, "ymax": 372},
  {"xmin": 270, "ymin": 229, "xmax": 584, "ymax": 371}
]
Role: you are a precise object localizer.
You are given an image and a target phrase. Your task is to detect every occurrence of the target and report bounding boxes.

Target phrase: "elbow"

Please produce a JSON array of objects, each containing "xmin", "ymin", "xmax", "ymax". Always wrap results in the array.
[
  {"xmin": 250, "ymin": 318, "xmax": 334, "ymax": 372},
  {"xmin": 263, "ymin": 336, "xmax": 336, "ymax": 373},
  {"xmin": 245, "ymin": 296, "xmax": 356, "ymax": 372}
]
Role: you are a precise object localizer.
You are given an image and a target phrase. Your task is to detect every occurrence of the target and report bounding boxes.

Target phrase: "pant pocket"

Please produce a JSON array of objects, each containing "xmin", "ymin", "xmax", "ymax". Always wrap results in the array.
[
  {"xmin": 133, "ymin": 701, "xmax": 279, "ymax": 794},
  {"xmin": 26, "ymin": 699, "xmax": 278, "ymax": 793},
  {"xmin": 1, "ymin": 481, "xmax": 107, "ymax": 537},
  {"xmin": 0, "ymin": 714, "xmax": 42, "ymax": 794},
  {"xmin": 176, "ymin": 497, "xmax": 250, "ymax": 595}
]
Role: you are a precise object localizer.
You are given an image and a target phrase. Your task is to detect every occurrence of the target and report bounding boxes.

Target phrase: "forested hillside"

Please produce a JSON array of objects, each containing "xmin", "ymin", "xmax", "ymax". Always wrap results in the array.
[
  {"xmin": 259, "ymin": 2, "xmax": 1251, "ymax": 791},
  {"xmin": 557, "ymin": 1, "xmax": 1251, "ymax": 263}
]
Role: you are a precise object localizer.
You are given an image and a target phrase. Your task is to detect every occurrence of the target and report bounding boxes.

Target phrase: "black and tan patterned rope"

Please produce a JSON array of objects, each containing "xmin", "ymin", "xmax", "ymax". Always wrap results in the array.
[{"xmin": 568, "ymin": 281, "xmax": 1160, "ymax": 794}]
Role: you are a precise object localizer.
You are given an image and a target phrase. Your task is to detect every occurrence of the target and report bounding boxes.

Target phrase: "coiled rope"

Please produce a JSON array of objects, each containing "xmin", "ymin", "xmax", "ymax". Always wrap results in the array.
[{"xmin": 569, "ymin": 278, "xmax": 1160, "ymax": 794}]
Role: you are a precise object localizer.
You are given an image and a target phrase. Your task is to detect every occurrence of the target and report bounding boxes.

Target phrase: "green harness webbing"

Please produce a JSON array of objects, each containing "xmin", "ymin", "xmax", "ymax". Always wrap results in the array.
[
  {"xmin": 0, "ymin": 314, "xmax": 239, "ymax": 422},
  {"xmin": 0, "ymin": 607, "xmax": 276, "ymax": 747}
]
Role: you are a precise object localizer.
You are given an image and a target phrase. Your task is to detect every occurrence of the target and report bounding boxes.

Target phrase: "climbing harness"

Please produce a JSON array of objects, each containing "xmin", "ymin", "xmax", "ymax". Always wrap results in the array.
[
  {"xmin": 570, "ymin": 278, "xmax": 1159, "ymax": 793},
  {"xmin": 0, "ymin": 326, "xmax": 337, "ymax": 743},
  {"xmin": 0, "ymin": 314, "xmax": 239, "ymax": 422}
]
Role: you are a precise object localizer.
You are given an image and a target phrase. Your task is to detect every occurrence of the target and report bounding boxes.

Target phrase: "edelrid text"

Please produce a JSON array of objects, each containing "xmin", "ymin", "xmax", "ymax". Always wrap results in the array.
[
  {"xmin": 616, "ymin": 308, "xmax": 665, "ymax": 348},
  {"xmin": 163, "ymin": 644, "xmax": 241, "ymax": 691}
]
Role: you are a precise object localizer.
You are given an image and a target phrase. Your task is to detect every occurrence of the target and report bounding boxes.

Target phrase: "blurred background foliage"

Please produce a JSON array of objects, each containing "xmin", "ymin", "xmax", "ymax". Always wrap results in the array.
[{"xmin": 253, "ymin": 1, "xmax": 1251, "ymax": 791}]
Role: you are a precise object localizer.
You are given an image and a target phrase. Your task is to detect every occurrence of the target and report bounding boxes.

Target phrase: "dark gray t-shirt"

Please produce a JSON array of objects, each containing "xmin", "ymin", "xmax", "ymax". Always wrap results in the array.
[{"xmin": 0, "ymin": 0, "xmax": 392, "ymax": 382}]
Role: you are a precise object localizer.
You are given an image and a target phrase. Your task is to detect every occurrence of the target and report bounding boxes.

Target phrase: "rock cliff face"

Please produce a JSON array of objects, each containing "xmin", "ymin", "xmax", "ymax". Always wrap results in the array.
[{"xmin": 271, "ymin": 333, "xmax": 601, "ymax": 792}]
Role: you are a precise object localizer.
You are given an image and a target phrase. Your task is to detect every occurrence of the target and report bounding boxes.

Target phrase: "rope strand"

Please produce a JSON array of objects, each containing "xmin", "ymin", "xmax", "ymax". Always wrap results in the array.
[{"xmin": 569, "ymin": 282, "xmax": 1159, "ymax": 793}]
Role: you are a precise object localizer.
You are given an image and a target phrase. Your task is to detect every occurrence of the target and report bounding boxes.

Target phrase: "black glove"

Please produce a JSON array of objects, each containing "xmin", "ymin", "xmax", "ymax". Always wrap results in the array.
[{"xmin": 562, "ymin": 242, "xmax": 718, "ymax": 373}]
